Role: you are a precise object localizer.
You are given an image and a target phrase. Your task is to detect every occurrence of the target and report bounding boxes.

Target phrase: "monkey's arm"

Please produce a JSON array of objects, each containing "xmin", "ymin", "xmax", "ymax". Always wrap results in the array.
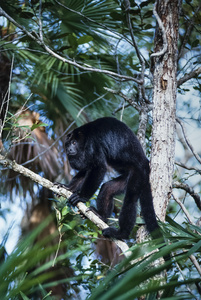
[{"xmin": 68, "ymin": 166, "xmax": 107, "ymax": 206}]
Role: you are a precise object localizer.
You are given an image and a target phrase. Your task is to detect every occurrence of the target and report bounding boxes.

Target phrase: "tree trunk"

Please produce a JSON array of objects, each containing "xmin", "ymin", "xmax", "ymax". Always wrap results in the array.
[{"xmin": 150, "ymin": 0, "xmax": 180, "ymax": 221}]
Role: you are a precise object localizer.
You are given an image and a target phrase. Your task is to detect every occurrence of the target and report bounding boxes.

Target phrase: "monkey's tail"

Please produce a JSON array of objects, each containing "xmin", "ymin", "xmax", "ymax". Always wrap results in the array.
[{"xmin": 140, "ymin": 181, "xmax": 171, "ymax": 262}]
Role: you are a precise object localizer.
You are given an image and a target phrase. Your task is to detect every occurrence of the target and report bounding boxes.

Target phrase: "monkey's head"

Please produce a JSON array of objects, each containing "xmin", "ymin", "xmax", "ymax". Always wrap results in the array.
[
  {"xmin": 65, "ymin": 132, "xmax": 79, "ymax": 156},
  {"xmin": 65, "ymin": 129, "xmax": 86, "ymax": 170}
]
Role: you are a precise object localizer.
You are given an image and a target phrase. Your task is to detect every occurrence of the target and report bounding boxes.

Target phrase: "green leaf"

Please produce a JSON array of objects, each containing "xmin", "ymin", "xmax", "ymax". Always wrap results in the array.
[
  {"xmin": 68, "ymin": 34, "xmax": 78, "ymax": 49},
  {"xmin": 62, "ymin": 206, "xmax": 69, "ymax": 217},
  {"xmin": 30, "ymin": 123, "xmax": 48, "ymax": 131},
  {"xmin": 77, "ymin": 35, "xmax": 93, "ymax": 45},
  {"xmin": 20, "ymin": 292, "xmax": 30, "ymax": 300}
]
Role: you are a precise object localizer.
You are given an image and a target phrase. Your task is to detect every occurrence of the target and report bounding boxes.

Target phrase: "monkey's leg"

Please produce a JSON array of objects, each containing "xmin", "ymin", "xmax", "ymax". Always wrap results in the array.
[
  {"xmin": 95, "ymin": 174, "xmax": 128, "ymax": 223},
  {"xmin": 102, "ymin": 170, "xmax": 141, "ymax": 239}
]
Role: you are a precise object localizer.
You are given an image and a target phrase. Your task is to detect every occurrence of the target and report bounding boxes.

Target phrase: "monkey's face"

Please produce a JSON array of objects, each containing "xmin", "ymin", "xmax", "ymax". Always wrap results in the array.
[
  {"xmin": 65, "ymin": 132, "xmax": 78, "ymax": 156},
  {"xmin": 65, "ymin": 131, "xmax": 86, "ymax": 170},
  {"xmin": 66, "ymin": 139, "xmax": 78, "ymax": 156},
  {"xmin": 65, "ymin": 130, "xmax": 85, "ymax": 157}
]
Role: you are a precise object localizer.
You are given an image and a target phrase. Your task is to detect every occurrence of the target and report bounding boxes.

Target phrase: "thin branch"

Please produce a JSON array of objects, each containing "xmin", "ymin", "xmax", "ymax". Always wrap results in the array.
[
  {"xmin": 0, "ymin": 55, "xmax": 14, "ymax": 139},
  {"xmin": 177, "ymin": 66, "xmax": 201, "ymax": 87},
  {"xmin": 175, "ymin": 161, "xmax": 201, "ymax": 174},
  {"xmin": 173, "ymin": 181, "xmax": 201, "ymax": 210},
  {"xmin": 104, "ymin": 87, "xmax": 153, "ymax": 111},
  {"xmin": 123, "ymin": 1, "xmax": 149, "ymax": 103},
  {"xmin": 176, "ymin": 118, "xmax": 201, "ymax": 165},
  {"xmin": 76, "ymin": 93, "xmax": 107, "ymax": 118},
  {"xmin": 172, "ymin": 194, "xmax": 194, "ymax": 225},
  {"xmin": 150, "ymin": 2, "xmax": 168, "ymax": 58},
  {"xmin": 124, "ymin": 0, "xmax": 145, "ymax": 66},
  {"xmin": 112, "ymin": 103, "xmax": 130, "ymax": 115},
  {"xmin": 0, "ymin": 7, "xmax": 141, "ymax": 84},
  {"xmin": 38, "ymin": 0, "xmax": 43, "ymax": 41},
  {"xmin": 54, "ymin": 0, "xmax": 134, "ymax": 48},
  {"xmin": 177, "ymin": 54, "xmax": 201, "ymax": 78},
  {"xmin": 0, "ymin": 154, "xmax": 132, "ymax": 257},
  {"xmin": 104, "ymin": 87, "xmax": 141, "ymax": 111},
  {"xmin": 178, "ymin": 3, "xmax": 201, "ymax": 60}
]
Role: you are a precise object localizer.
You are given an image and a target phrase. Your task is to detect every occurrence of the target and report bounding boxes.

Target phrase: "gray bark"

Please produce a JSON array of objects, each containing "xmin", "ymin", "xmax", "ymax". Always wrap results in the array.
[{"xmin": 150, "ymin": 0, "xmax": 180, "ymax": 221}]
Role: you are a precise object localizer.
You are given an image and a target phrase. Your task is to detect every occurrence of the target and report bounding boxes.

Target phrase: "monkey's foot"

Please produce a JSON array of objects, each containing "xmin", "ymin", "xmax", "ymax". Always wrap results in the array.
[{"xmin": 102, "ymin": 227, "xmax": 129, "ymax": 240}]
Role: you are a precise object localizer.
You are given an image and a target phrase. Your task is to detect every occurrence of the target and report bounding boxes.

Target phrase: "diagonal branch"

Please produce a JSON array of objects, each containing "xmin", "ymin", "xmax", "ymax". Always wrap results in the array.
[
  {"xmin": 173, "ymin": 181, "xmax": 201, "ymax": 210},
  {"xmin": 0, "ymin": 154, "xmax": 131, "ymax": 257},
  {"xmin": 104, "ymin": 87, "xmax": 141, "ymax": 111},
  {"xmin": 175, "ymin": 161, "xmax": 201, "ymax": 174},
  {"xmin": 123, "ymin": 0, "xmax": 148, "ymax": 103},
  {"xmin": 176, "ymin": 118, "xmax": 201, "ymax": 165},
  {"xmin": 124, "ymin": 0, "xmax": 145, "ymax": 67},
  {"xmin": 0, "ymin": 7, "xmax": 141, "ymax": 84},
  {"xmin": 177, "ymin": 66, "xmax": 201, "ymax": 86}
]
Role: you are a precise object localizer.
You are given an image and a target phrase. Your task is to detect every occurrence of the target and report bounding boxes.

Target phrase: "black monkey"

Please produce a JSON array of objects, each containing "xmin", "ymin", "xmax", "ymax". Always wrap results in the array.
[{"xmin": 64, "ymin": 117, "xmax": 161, "ymax": 240}]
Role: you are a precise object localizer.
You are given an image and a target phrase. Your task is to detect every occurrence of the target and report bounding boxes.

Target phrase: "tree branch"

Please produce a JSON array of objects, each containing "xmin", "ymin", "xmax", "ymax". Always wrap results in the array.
[
  {"xmin": 0, "ymin": 7, "xmax": 141, "ymax": 84},
  {"xmin": 176, "ymin": 118, "xmax": 201, "ymax": 165},
  {"xmin": 177, "ymin": 66, "xmax": 201, "ymax": 86},
  {"xmin": 175, "ymin": 161, "xmax": 201, "ymax": 174},
  {"xmin": 173, "ymin": 181, "xmax": 201, "ymax": 210},
  {"xmin": 38, "ymin": 0, "xmax": 43, "ymax": 41},
  {"xmin": 150, "ymin": 2, "xmax": 168, "ymax": 58},
  {"xmin": 54, "ymin": 0, "xmax": 133, "ymax": 47},
  {"xmin": 0, "ymin": 55, "xmax": 14, "ymax": 140},
  {"xmin": 172, "ymin": 194, "xmax": 194, "ymax": 225},
  {"xmin": 124, "ymin": 0, "xmax": 149, "ymax": 103},
  {"xmin": 178, "ymin": 3, "xmax": 201, "ymax": 60},
  {"xmin": 0, "ymin": 154, "xmax": 131, "ymax": 257},
  {"xmin": 124, "ymin": 0, "xmax": 145, "ymax": 67},
  {"xmin": 104, "ymin": 87, "xmax": 140, "ymax": 111}
]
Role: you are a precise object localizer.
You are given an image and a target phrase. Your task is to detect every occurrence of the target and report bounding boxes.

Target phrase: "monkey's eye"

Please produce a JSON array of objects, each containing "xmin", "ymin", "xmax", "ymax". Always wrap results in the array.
[{"xmin": 72, "ymin": 140, "xmax": 77, "ymax": 145}]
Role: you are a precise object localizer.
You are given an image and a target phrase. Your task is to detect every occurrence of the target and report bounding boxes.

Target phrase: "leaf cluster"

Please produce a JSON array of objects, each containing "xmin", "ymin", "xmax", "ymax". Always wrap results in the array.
[{"xmin": 1, "ymin": 214, "xmax": 201, "ymax": 299}]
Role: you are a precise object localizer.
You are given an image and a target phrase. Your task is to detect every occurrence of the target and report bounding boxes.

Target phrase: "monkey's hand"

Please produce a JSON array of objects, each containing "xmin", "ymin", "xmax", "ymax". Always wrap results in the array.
[
  {"xmin": 53, "ymin": 182, "xmax": 71, "ymax": 198},
  {"xmin": 102, "ymin": 227, "xmax": 129, "ymax": 240},
  {"xmin": 68, "ymin": 192, "xmax": 88, "ymax": 206}
]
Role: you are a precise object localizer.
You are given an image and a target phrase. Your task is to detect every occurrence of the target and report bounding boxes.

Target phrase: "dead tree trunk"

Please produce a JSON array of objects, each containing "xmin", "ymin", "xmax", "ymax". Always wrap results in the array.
[{"xmin": 150, "ymin": 0, "xmax": 180, "ymax": 221}]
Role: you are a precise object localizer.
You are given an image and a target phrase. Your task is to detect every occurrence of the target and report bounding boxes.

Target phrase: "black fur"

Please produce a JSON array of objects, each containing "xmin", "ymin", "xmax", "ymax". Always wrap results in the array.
[{"xmin": 64, "ymin": 117, "xmax": 161, "ymax": 240}]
